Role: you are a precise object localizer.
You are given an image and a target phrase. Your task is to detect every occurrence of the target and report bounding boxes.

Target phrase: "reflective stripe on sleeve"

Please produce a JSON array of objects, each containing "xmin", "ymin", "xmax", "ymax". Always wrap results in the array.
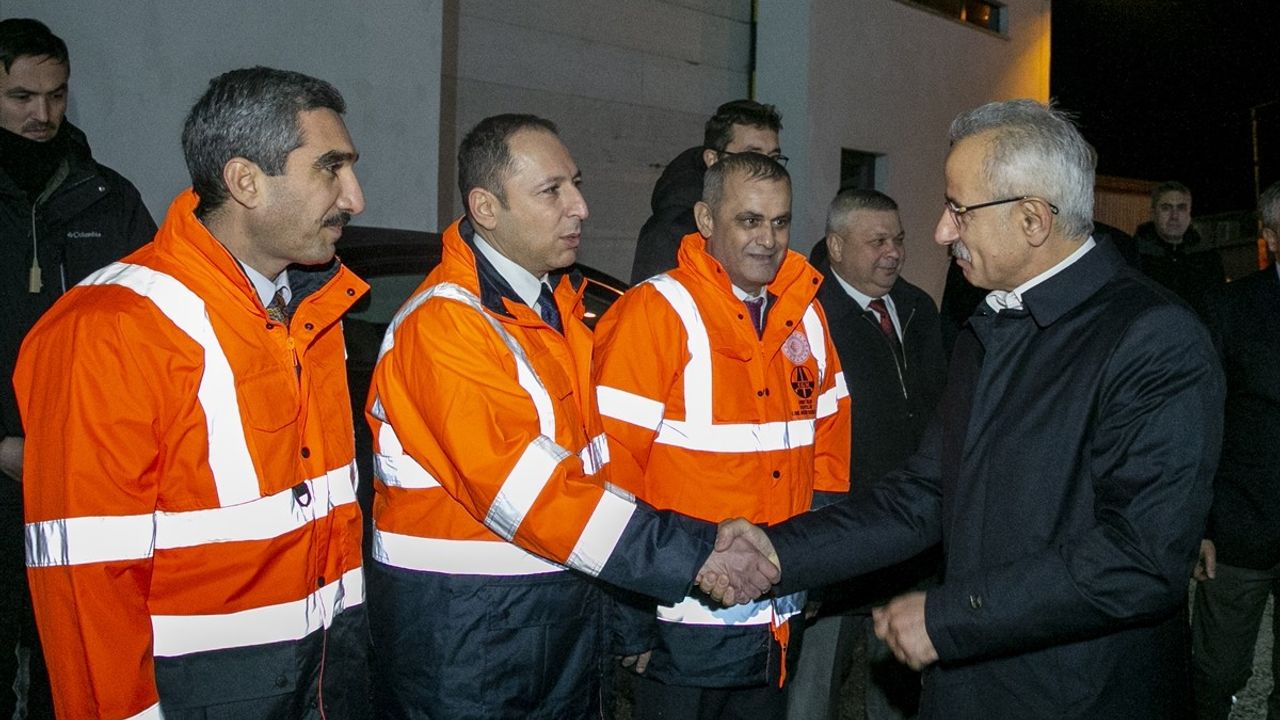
[
  {"xmin": 596, "ymin": 385, "xmax": 666, "ymax": 432},
  {"xmin": 25, "ymin": 513, "xmax": 155, "ymax": 568},
  {"xmin": 371, "ymin": 529, "xmax": 564, "ymax": 575},
  {"xmin": 656, "ymin": 590, "xmax": 805, "ymax": 627},
  {"xmin": 580, "ymin": 433, "xmax": 610, "ymax": 476},
  {"xmin": 80, "ymin": 263, "xmax": 259, "ymax": 507},
  {"xmin": 150, "ymin": 566, "xmax": 364, "ymax": 657},
  {"xmin": 816, "ymin": 371, "xmax": 849, "ymax": 420},
  {"xmin": 486, "ymin": 435, "xmax": 570, "ymax": 541},
  {"xmin": 373, "ymin": 421, "xmax": 440, "ymax": 489},
  {"xmin": 566, "ymin": 484, "xmax": 636, "ymax": 576}
]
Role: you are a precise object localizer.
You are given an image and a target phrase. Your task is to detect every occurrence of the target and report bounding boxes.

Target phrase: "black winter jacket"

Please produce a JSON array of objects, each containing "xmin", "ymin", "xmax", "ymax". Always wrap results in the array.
[
  {"xmin": 0, "ymin": 123, "xmax": 155, "ymax": 447},
  {"xmin": 630, "ymin": 146, "xmax": 704, "ymax": 284}
]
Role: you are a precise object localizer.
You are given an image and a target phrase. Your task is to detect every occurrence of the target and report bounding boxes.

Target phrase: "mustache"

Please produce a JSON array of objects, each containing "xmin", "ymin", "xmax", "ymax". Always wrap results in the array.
[
  {"xmin": 22, "ymin": 121, "xmax": 56, "ymax": 133},
  {"xmin": 323, "ymin": 211, "xmax": 351, "ymax": 228}
]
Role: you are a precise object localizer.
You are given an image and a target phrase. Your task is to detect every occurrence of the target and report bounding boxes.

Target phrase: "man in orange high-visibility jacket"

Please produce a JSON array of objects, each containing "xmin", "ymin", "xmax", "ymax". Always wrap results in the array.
[
  {"xmin": 366, "ymin": 114, "xmax": 781, "ymax": 720},
  {"xmin": 15, "ymin": 67, "xmax": 372, "ymax": 720},
  {"xmin": 593, "ymin": 152, "xmax": 852, "ymax": 720}
]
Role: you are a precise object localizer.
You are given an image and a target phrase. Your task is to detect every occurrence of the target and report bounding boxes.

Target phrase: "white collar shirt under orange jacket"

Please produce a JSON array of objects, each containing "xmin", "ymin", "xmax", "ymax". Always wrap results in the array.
[
  {"xmin": 591, "ymin": 232, "xmax": 851, "ymax": 687},
  {"xmin": 14, "ymin": 189, "xmax": 369, "ymax": 719},
  {"xmin": 366, "ymin": 217, "xmax": 716, "ymax": 599}
]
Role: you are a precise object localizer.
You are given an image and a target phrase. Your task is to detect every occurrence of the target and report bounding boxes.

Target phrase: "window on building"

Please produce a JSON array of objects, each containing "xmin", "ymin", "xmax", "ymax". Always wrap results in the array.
[
  {"xmin": 840, "ymin": 149, "xmax": 882, "ymax": 193},
  {"xmin": 897, "ymin": 0, "xmax": 1007, "ymax": 35}
]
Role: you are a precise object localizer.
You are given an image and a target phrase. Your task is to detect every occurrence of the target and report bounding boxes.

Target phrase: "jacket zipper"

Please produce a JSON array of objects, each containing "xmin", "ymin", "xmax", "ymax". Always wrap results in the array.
[{"xmin": 864, "ymin": 305, "xmax": 915, "ymax": 400}]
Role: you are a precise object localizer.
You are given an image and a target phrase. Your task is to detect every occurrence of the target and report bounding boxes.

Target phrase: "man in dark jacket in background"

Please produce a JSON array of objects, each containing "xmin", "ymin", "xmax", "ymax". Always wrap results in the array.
[
  {"xmin": 630, "ymin": 99, "xmax": 783, "ymax": 283},
  {"xmin": 1191, "ymin": 181, "xmax": 1280, "ymax": 720},
  {"xmin": 0, "ymin": 18, "xmax": 155, "ymax": 719},
  {"xmin": 787, "ymin": 189, "xmax": 946, "ymax": 720},
  {"xmin": 1133, "ymin": 181, "xmax": 1225, "ymax": 317}
]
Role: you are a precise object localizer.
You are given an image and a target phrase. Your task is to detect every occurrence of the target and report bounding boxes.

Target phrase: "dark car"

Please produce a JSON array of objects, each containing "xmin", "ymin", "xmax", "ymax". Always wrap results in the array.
[{"xmin": 335, "ymin": 225, "xmax": 629, "ymax": 555}]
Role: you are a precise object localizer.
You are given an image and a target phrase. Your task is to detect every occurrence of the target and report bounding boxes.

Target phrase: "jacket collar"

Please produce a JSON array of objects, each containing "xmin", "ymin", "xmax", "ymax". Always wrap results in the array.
[
  {"xmin": 440, "ymin": 216, "xmax": 584, "ymax": 320},
  {"xmin": 1015, "ymin": 238, "xmax": 1119, "ymax": 328},
  {"xmin": 674, "ymin": 231, "xmax": 819, "ymax": 305},
  {"xmin": 154, "ymin": 189, "xmax": 358, "ymax": 319}
]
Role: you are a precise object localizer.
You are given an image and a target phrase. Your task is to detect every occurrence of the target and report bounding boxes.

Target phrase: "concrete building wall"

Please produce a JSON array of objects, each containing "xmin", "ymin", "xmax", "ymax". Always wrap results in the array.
[
  {"xmin": 440, "ymin": 0, "xmax": 752, "ymax": 280},
  {"xmin": 758, "ymin": 0, "xmax": 1052, "ymax": 301},
  {"xmin": 5, "ymin": 0, "xmax": 444, "ymax": 231}
]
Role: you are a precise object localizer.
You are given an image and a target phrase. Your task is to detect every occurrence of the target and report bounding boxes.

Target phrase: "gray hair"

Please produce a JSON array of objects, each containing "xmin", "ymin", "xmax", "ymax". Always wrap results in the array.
[
  {"xmin": 182, "ymin": 67, "xmax": 346, "ymax": 219},
  {"xmin": 949, "ymin": 99, "xmax": 1094, "ymax": 240},
  {"xmin": 1259, "ymin": 181, "xmax": 1280, "ymax": 233},
  {"xmin": 702, "ymin": 152, "xmax": 790, "ymax": 210},
  {"xmin": 825, "ymin": 188, "xmax": 898, "ymax": 235}
]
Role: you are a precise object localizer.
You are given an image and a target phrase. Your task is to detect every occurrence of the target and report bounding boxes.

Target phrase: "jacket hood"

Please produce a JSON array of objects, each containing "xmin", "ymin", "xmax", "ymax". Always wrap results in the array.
[{"xmin": 649, "ymin": 146, "xmax": 707, "ymax": 214}]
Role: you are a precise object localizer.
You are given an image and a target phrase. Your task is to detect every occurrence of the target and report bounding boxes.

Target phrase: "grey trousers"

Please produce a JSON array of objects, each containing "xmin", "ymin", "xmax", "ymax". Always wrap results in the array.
[{"xmin": 1192, "ymin": 559, "xmax": 1280, "ymax": 720}]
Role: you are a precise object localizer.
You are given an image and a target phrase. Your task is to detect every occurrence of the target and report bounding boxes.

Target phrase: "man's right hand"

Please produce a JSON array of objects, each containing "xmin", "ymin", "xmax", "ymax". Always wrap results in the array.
[
  {"xmin": 1194, "ymin": 539, "xmax": 1216, "ymax": 582},
  {"xmin": 694, "ymin": 518, "xmax": 780, "ymax": 605},
  {"xmin": 0, "ymin": 436, "xmax": 22, "ymax": 482}
]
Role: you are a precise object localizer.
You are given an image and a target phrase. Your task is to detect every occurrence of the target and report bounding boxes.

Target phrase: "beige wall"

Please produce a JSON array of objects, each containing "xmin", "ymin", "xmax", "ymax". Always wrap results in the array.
[
  {"xmin": 5, "ymin": 0, "xmax": 445, "ymax": 232},
  {"xmin": 440, "ymin": 0, "xmax": 752, "ymax": 280},
  {"xmin": 758, "ymin": 0, "xmax": 1052, "ymax": 302}
]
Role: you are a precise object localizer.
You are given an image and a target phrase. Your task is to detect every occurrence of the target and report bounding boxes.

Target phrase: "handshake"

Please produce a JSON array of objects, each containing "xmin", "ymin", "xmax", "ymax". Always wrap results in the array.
[{"xmin": 693, "ymin": 518, "xmax": 780, "ymax": 605}]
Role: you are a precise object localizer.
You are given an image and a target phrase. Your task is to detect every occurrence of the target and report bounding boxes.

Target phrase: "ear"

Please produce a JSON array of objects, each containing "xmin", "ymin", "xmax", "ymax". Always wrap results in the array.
[
  {"xmin": 1264, "ymin": 227, "xmax": 1279, "ymax": 256},
  {"xmin": 826, "ymin": 232, "xmax": 844, "ymax": 264},
  {"xmin": 468, "ymin": 187, "xmax": 501, "ymax": 231},
  {"xmin": 1018, "ymin": 199, "xmax": 1054, "ymax": 248},
  {"xmin": 222, "ymin": 158, "xmax": 264, "ymax": 209},
  {"xmin": 694, "ymin": 200, "xmax": 715, "ymax": 238},
  {"xmin": 702, "ymin": 148, "xmax": 720, "ymax": 168}
]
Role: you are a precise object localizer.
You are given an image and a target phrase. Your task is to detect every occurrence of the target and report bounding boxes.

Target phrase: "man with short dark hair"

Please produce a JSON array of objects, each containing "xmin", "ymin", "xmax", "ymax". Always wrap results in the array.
[
  {"xmin": 365, "ymin": 114, "xmax": 779, "ymax": 719},
  {"xmin": 594, "ymin": 152, "xmax": 850, "ymax": 720},
  {"xmin": 17, "ymin": 66, "xmax": 372, "ymax": 719},
  {"xmin": 630, "ymin": 99, "xmax": 784, "ymax": 283},
  {"xmin": 710, "ymin": 100, "xmax": 1223, "ymax": 719},
  {"xmin": 0, "ymin": 18, "xmax": 155, "ymax": 718},
  {"xmin": 787, "ymin": 189, "xmax": 946, "ymax": 720},
  {"xmin": 1133, "ymin": 180, "xmax": 1225, "ymax": 316},
  {"xmin": 1191, "ymin": 180, "xmax": 1280, "ymax": 720}
]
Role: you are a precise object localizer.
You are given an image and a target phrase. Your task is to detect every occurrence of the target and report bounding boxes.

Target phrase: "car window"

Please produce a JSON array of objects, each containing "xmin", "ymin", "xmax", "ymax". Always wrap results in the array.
[{"xmin": 348, "ymin": 274, "xmax": 423, "ymax": 325}]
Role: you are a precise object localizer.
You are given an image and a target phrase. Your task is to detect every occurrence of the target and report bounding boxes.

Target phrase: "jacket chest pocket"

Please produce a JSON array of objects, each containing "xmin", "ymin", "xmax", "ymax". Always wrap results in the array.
[{"xmin": 235, "ymin": 367, "xmax": 302, "ymax": 496}]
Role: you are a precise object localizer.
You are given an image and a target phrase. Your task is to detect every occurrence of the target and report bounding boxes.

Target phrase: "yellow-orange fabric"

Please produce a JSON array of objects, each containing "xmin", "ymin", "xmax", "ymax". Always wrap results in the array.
[
  {"xmin": 14, "ymin": 189, "xmax": 368, "ymax": 719},
  {"xmin": 367, "ymin": 218, "xmax": 635, "ymax": 578}
]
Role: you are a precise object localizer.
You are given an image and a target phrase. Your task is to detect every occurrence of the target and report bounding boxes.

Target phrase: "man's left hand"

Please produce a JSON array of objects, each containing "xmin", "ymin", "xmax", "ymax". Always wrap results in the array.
[{"xmin": 872, "ymin": 591, "xmax": 939, "ymax": 670}]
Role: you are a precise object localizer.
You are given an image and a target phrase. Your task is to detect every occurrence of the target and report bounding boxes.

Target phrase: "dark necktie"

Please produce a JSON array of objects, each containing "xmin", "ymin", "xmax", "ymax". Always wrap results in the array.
[
  {"xmin": 867, "ymin": 298, "xmax": 904, "ymax": 364},
  {"xmin": 537, "ymin": 283, "xmax": 563, "ymax": 333},
  {"xmin": 266, "ymin": 288, "xmax": 289, "ymax": 326},
  {"xmin": 744, "ymin": 296, "xmax": 764, "ymax": 336}
]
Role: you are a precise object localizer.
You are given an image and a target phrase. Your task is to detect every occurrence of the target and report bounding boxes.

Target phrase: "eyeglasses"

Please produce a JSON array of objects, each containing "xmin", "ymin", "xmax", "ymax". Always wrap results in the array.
[
  {"xmin": 711, "ymin": 148, "xmax": 790, "ymax": 167},
  {"xmin": 944, "ymin": 195, "xmax": 1059, "ymax": 225}
]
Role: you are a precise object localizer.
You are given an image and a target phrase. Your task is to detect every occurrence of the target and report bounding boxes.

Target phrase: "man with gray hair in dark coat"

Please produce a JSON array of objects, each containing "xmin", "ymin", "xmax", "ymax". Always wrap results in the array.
[{"xmin": 707, "ymin": 99, "xmax": 1224, "ymax": 719}]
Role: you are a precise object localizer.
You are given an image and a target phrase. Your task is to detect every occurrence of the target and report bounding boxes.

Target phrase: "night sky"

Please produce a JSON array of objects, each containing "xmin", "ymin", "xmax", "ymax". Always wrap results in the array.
[{"xmin": 1051, "ymin": 0, "xmax": 1280, "ymax": 214}]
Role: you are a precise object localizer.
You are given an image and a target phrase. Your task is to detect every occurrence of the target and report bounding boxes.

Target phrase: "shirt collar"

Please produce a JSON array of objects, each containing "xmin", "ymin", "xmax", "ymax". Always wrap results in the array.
[
  {"xmin": 830, "ymin": 267, "xmax": 894, "ymax": 313},
  {"xmin": 472, "ymin": 232, "xmax": 548, "ymax": 308},
  {"xmin": 242, "ymin": 263, "xmax": 291, "ymax": 308},
  {"xmin": 985, "ymin": 237, "xmax": 1096, "ymax": 312}
]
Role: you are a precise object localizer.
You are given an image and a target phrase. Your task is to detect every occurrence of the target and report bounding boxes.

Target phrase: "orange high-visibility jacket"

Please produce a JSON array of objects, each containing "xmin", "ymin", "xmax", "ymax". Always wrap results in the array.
[
  {"xmin": 367, "ymin": 218, "xmax": 709, "ymax": 591},
  {"xmin": 593, "ymin": 233, "xmax": 851, "ymax": 686},
  {"xmin": 14, "ymin": 189, "xmax": 368, "ymax": 720}
]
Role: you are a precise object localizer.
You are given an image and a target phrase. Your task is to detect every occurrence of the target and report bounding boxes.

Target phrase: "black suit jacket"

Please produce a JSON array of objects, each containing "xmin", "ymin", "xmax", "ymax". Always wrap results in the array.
[
  {"xmin": 1202, "ymin": 264, "xmax": 1280, "ymax": 570},
  {"xmin": 768, "ymin": 241, "xmax": 1223, "ymax": 718},
  {"xmin": 816, "ymin": 272, "xmax": 947, "ymax": 612}
]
